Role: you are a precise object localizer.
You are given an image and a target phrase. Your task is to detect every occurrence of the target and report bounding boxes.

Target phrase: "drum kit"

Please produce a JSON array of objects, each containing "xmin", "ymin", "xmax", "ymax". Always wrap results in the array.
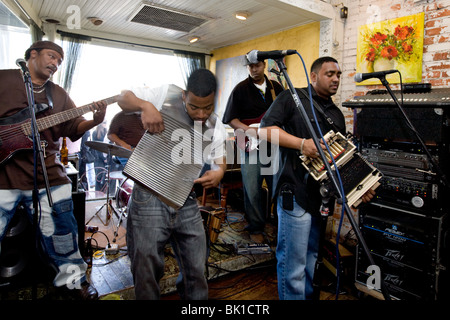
[{"xmin": 84, "ymin": 141, "xmax": 134, "ymax": 242}]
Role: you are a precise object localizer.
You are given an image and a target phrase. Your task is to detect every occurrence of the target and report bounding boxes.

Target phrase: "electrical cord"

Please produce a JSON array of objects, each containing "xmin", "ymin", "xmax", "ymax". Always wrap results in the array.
[
  {"xmin": 295, "ymin": 52, "xmax": 347, "ymax": 300},
  {"xmin": 89, "ymin": 229, "xmax": 112, "ymax": 249}
]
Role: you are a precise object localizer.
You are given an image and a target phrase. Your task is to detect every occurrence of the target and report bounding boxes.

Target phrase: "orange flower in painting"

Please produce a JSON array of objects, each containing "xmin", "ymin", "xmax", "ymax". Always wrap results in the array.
[
  {"xmin": 380, "ymin": 46, "xmax": 398, "ymax": 60},
  {"xmin": 402, "ymin": 42, "xmax": 413, "ymax": 53},
  {"xmin": 366, "ymin": 48, "xmax": 376, "ymax": 62},
  {"xmin": 394, "ymin": 25, "xmax": 414, "ymax": 40},
  {"xmin": 370, "ymin": 32, "xmax": 388, "ymax": 45}
]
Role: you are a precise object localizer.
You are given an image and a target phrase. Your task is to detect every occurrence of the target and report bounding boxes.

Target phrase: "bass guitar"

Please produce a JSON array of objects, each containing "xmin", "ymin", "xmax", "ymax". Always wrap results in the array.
[
  {"xmin": 0, "ymin": 95, "xmax": 119, "ymax": 165},
  {"xmin": 234, "ymin": 113, "xmax": 265, "ymax": 153}
]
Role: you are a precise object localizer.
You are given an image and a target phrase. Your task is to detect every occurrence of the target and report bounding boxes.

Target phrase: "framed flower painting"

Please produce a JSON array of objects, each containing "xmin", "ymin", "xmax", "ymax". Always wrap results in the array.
[{"xmin": 356, "ymin": 12, "xmax": 424, "ymax": 85}]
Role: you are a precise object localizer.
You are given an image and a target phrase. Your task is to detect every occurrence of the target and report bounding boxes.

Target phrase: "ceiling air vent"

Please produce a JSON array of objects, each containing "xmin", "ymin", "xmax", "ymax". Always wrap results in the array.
[{"xmin": 129, "ymin": 4, "xmax": 208, "ymax": 33}]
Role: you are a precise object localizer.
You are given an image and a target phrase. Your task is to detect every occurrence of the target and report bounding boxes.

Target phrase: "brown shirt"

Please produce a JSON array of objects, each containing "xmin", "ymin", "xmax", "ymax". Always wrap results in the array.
[
  {"xmin": 108, "ymin": 111, "xmax": 145, "ymax": 147},
  {"xmin": 0, "ymin": 69, "xmax": 85, "ymax": 190}
]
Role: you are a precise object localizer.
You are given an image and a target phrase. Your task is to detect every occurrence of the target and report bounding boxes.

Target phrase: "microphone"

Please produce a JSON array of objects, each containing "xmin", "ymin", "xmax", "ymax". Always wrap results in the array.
[
  {"xmin": 16, "ymin": 58, "xmax": 30, "ymax": 76},
  {"xmin": 246, "ymin": 49, "xmax": 296, "ymax": 64},
  {"xmin": 354, "ymin": 69, "xmax": 397, "ymax": 83}
]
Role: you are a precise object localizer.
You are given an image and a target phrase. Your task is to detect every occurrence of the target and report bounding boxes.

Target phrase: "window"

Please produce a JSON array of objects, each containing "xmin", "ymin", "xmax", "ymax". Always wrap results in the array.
[
  {"xmin": 65, "ymin": 42, "xmax": 185, "ymax": 124},
  {"xmin": 0, "ymin": 1, "xmax": 31, "ymax": 69}
]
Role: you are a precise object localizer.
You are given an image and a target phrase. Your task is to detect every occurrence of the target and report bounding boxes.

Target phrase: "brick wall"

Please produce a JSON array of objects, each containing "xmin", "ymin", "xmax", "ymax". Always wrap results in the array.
[{"xmin": 333, "ymin": 0, "xmax": 450, "ymax": 130}]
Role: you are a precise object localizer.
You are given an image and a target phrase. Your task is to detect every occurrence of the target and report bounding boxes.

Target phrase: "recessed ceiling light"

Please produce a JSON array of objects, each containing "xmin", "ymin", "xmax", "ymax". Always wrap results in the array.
[
  {"xmin": 88, "ymin": 17, "xmax": 103, "ymax": 26},
  {"xmin": 235, "ymin": 12, "xmax": 249, "ymax": 20},
  {"xmin": 189, "ymin": 36, "xmax": 200, "ymax": 43},
  {"xmin": 44, "ymin": 18, "xmax": 60, "ymax": 24}
]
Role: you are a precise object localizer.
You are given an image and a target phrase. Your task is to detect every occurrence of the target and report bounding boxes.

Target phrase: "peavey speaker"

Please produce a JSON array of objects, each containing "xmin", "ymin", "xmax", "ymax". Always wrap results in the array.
[
  {"xmin": 355, "ymin": 107, "xmax": 448, "ymax": 144},
  {"xmin": 343, "ymin": 88, "xmax": 450, "ymax": 144},
  {"xmin": 0, "ymin": 205, "xmax": 32, "ymax": 285},
  {"xmin": 355, "ymin": 202, "xmax": 449, "ymax": 300}
]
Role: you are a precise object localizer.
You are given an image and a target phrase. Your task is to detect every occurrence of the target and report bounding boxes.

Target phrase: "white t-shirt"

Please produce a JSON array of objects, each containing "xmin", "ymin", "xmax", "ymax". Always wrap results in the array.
[
  {"xmin": 130, "ymin": 84, "xmax": 227, "ymax": 165},
  {"xmin": 253, "ymin": 79, "xmax": 267, "ymax": 93}
]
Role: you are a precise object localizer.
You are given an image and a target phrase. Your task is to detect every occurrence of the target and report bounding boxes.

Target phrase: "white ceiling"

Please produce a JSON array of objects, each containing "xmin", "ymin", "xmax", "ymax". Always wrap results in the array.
[{"xmin": 16, "ymin": 0, "xmax": 334, "ymax": 53}]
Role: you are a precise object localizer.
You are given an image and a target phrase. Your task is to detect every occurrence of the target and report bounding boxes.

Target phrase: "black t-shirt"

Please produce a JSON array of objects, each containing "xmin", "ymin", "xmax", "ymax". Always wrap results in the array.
[
  {"xmin": 260, "ymin": 87, "xmax": 346, "ymax": 214},
  {"xmin": 222, "ymin": 75, "xmax": 284, "ymax": 124}
]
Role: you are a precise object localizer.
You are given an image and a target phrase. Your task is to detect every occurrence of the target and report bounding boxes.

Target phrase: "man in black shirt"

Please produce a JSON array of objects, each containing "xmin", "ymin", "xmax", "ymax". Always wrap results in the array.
[
  {"xmin": 260, "ymin": 57, "xmax": 374, "ymax": 299},
  {"xmin": 222, "ymin": 53, "xmax": 284, "ymax": 243}
]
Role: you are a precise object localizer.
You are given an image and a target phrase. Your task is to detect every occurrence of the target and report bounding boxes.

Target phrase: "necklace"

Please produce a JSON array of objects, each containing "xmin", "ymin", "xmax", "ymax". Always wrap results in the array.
[{"xmin": 32, "ymin": 81, "xmax": 47, "ymax": 94}]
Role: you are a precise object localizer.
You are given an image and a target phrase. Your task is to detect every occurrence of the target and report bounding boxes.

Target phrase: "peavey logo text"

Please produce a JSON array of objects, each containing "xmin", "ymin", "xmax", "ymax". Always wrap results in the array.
[{"xmin": 384, "ymin": 249, "xmax": 404, "ymax": 261}]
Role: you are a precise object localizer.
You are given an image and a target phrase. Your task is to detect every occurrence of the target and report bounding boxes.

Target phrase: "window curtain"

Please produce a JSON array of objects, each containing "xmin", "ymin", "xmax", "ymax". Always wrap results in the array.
[
  {"xmin": 174, "ymin": 50, "xmax": 206, "ymax": 87},
  {"xmin": 58, "ymin": 31, "xmax": 91, "ymax": 93}
]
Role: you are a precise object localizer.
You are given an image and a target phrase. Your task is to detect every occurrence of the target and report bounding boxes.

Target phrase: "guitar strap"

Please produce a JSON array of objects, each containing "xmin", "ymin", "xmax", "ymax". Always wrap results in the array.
[
  {"xmin": 45, "ymin": 81, "xmax": 53, "ymax": 109},
  {"xmin": 269, "ymin": 79, "xmax": 277, "ymax": 101},
  {"xmin": 298, "ymin": 88, "xmax": 340, "ymax": 133},
  {"xmin": 34, "ymin": 81, "xmax": 53, "ymax": 114}
]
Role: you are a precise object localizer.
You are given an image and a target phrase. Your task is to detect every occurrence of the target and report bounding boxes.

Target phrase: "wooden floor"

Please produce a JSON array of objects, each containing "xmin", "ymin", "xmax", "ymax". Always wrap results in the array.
[
  {"xmin": 0, "ymin": 191, "xmax": 360, "ymax": 301},
  {"xmin": 84, "ymin": 193, "xmax": 280, "ymax": 300},
  {"xmin": 83, "ymin": 194, "xmax": 359, "ymax": 301}
]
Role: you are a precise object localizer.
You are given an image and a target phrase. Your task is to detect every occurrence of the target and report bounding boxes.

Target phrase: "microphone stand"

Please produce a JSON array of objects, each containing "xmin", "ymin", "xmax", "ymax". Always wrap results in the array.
[
  {"xmin": 269, "ymin": 68, "xmax": 284, "ymax": 89},
  {"xmin": 273, "ymin": 57, "xmax": 392, "ymax": 300},
  {"xmin": 19, "ymin": 68, "xmax": 53, "ymax": 300},
  {"xmin": 379, "ymin": 75, "xmax": 448, "ymax": 189},
  {"xmin": 312, "ymin": 184, "xmax": 332, "ymax": 300}
]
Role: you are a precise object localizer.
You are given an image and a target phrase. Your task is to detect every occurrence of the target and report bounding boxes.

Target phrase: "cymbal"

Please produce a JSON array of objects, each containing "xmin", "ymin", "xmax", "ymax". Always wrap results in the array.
[{"xmin": 86, "ymin": 141, "xmax": 132, "ymax": 158}]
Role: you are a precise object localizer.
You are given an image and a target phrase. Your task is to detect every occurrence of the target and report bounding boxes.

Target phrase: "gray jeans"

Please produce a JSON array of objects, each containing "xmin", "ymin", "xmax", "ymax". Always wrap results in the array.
[{"xmin": 126, "ymin": 183, "xmax": 208, "ymax": 300}]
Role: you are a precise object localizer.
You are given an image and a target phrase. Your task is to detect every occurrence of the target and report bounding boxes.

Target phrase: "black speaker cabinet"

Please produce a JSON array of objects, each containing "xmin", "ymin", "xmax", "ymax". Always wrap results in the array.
[
  {"xmin": 1, "ymin": 193, "xmax": 86, "ymax": 288},
  {"xmin": 355, "ymin": 107, "xmax": 449, "ymax": 144},
  {"xmin": 356, "ymin": 202, "xmax": 449, "ymax": 300},
  {"xmin": 0, "ymin": 205, "xmax": 32, "ymax": 285}
]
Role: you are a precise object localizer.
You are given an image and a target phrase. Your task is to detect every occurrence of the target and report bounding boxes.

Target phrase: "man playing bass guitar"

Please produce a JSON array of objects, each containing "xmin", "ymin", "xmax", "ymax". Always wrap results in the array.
[{"xmin": 0, "ymin": 41, "xmax": 107, "ymax": 299}]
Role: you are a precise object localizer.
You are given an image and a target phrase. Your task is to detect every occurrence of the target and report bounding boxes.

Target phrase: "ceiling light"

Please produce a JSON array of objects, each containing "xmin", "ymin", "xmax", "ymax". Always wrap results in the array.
[
  {"xmin": 189, "ymin": 36, "xmax": 200, "ymax": 43},
  {"xmin": 88, "ymin": 17, "xmax": 103, "ymax": 26},
  {"xmin": 235, "ymin": 12, "xmax": 249, "ymax": 20},
  {"xmin": 44, "ymin": 18, "xmax": 60, "ymax": 24}
]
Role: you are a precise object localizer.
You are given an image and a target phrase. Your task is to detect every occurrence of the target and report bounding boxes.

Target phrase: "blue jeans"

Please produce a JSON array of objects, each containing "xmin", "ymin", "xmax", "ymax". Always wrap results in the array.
[
  {"xmin": 116, "ymin": 156, "xmax": 128, "ymax": 166},
  {"xmin": 0, "ymin": 184, "xmax": 87, "ymax": 288},
  {"xmin": 126, "ymin": 183, "xmax": 208, "ymax": 300},
  {"xmin": 276, "ymin": 194, "xmax": 320, "ymax": 300},
  {"xmin": 240, "ymin": 149, "xmax": 272, "ymax": 234}
]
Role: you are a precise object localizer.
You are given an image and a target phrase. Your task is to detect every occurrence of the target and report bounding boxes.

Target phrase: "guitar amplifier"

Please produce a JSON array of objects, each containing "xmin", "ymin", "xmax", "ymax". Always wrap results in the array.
[{"xmin": 343, "ymin": 88, "xmax": 450, "ymax": 144}]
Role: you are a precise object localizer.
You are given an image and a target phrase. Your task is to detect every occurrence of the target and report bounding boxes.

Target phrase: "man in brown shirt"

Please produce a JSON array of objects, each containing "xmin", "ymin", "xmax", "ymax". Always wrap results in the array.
[
  {"xmin": 107, "ymin": 110, "xmax": 145, "ymax": 165},
  {"xmin": 0, "ymin": 41, "xmax": 106, "ymax": 299}
]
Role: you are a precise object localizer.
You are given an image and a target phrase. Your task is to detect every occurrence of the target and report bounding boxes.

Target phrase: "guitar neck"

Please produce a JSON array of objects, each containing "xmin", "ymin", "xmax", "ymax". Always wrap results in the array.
[{"xmin": 24, "ymin": 95, "xmax": 119, "ymax": 135}]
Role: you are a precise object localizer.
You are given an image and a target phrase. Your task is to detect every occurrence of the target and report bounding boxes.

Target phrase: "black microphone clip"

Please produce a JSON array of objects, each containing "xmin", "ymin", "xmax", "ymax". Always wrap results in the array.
[
  {"xmin": 319, "ymin": 184, "xmax": 331, "ymax": 217},
  {"xmin": 16, "ymin": 58, "xmax": 30, "ymax": 77}
]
